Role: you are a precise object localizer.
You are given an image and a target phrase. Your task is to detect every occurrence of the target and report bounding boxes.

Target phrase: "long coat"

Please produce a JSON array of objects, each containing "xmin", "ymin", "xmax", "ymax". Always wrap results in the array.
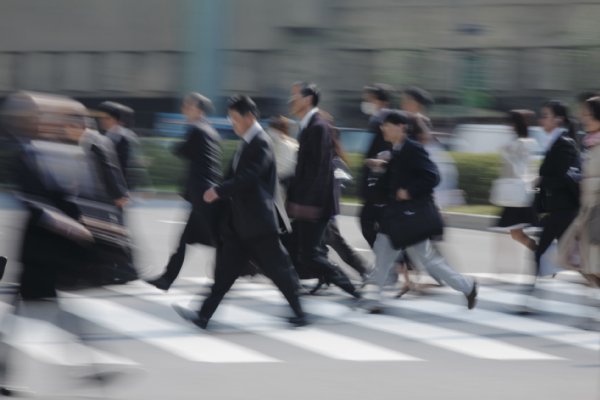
[{"xmin": 558, "ymin": 142, "xmax": 600, "ymax": 275}]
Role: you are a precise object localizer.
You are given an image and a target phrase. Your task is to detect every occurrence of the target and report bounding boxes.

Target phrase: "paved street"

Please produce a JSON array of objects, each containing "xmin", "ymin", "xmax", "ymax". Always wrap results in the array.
[{"xmin": 0, "ymin": 197, "xmax": 598, "ymax": 400}]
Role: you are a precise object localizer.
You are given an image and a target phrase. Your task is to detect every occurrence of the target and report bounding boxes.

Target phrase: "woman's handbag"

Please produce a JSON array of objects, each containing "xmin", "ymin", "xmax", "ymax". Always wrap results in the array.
[
  {"xmin": 489, "ymin": 178, "xmax": 535, "ymax": 207},
  {"xmin": 379, "ymin": 199, "xmax": 444, "ymax": 249}
]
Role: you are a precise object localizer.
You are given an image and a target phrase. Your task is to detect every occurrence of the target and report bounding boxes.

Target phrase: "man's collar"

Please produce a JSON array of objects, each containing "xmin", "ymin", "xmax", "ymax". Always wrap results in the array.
[
  {"xmin": 241, "ymin": 121, "xmax": 262, "ymax": 143},
  {"xmin": 300, "ymin": 108, "xmax": 319, "ymax": 131}
]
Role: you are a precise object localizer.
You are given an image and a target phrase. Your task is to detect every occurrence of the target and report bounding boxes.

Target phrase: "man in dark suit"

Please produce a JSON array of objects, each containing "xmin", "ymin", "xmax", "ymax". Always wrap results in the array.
[
  {"xmin": 174, "ymin": 95, "xmax": 306, "ymax": 328},
  {"xmin": 147, "ymin": 93, "xmax": 222, "ymax": 291},
  {"xmin": 365, "ymin": 111, "xmax": 477, "ymax": 313},
  {"xmin": 97, "ymin": 101, "xmax": 139, "ymax": 189},
  {"xmin": 286, "ymin": 82, "xmax": 359, "ymax": 298}
]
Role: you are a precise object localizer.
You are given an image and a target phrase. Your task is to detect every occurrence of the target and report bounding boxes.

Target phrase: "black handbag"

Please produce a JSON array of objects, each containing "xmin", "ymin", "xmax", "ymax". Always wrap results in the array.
[{"xmin": 379, "ymin": 199, "xmax": 444, "ymax": 249}]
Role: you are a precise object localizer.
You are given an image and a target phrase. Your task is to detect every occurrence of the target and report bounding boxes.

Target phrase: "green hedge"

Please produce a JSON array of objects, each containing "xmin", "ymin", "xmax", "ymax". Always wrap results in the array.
[
  {"xmin": 450, "ymin": 152, "xmax": 501, "ymax": 205},
  {"xmin": 138, "ymin": 139, "xmax": 502, "ymax": 205}
]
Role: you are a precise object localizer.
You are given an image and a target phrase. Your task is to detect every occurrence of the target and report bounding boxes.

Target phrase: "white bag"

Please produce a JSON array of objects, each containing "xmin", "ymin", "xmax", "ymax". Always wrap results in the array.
[
  {"xmin": 539, "ymin": 242, "xmax": 565, "ymax": 277},
  {"xmin": 489, "ymin": 178, "xmax": 535, "ymax": 207}
]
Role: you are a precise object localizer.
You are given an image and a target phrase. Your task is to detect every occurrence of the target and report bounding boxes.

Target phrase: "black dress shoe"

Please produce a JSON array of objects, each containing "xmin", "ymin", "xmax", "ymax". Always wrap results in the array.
[
  {"xmin": 287, "ymin": 316, "xmax": 309, "ymax": 327},
  {"xmin": 466, "ymin": 281, "xmax": 478, "ymax": 310},
  {"xmin": 172, "ymin": 304, "xmax": 209, "ymax": 329},
  {"xmin": 146, "ymin": 276, "xmax": 172, "ymax": 291}
]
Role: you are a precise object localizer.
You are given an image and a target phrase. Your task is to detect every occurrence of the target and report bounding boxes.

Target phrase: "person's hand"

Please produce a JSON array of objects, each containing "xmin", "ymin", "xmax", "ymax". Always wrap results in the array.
[
  {"xmin": 396, "ymin": 189, "xmax": 411, "ymax": 201},
  {"xmin": 115, "ymin": 197, "xmax": 129, "ymax": 208},
  {"xmin": 365, "ymin": 158, "xmax": 388, "ymax": 171},
  {"xmin": 203, "ymin": 187, "xmax": 219, "ymax": 203}
]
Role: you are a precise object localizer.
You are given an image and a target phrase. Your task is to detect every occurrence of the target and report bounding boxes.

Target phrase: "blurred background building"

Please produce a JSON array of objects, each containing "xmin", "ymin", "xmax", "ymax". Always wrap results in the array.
[{"xmin": 0, "ymin": 0, "xmax": 599, "ymax": 126}]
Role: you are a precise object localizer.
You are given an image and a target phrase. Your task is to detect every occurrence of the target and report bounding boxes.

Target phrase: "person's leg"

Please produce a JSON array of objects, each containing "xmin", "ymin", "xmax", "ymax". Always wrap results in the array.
[
  {"xmin": 510, "ymin": 228, "xmax": 537, "ymax": 251},
  {"xmin": 197, "ymin": 241, "xmax": 244, "ymax": 322},
  {"xmin": 359, "ymin": 203, "xmax": 378, "ymax": 248},
  {"xmin": 405, "ymin": 240, "xmax": 474, "ymax": 295},
  {"xmin": 325, "ymin": 219, "xmax": 369, "ymax": 277},
  {"xmin": 248, "ymin": 236, "xmax": 305, "ymax": 319},
  {"xmin": 535, "ymin": 210, "xmax": 578, "ymax": 275},
  {"xmin": 296, "ymin": 219, "xmax": 358, "ymax": 297},
  {"xmin": 371, "ymin": 234, "xmax": 403, "ymax": 301}
]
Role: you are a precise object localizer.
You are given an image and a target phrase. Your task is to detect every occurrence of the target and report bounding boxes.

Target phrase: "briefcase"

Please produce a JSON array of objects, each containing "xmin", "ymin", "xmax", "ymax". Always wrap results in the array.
[{"xmin": 379, "ymin": 199, "xmax": 444, "ymax": 249}]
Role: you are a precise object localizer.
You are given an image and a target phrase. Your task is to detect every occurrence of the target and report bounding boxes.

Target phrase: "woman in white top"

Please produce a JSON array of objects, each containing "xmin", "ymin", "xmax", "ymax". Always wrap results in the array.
[{"xmin": 494, "ymin": 110, "xmax": 539, "ymax": 250}]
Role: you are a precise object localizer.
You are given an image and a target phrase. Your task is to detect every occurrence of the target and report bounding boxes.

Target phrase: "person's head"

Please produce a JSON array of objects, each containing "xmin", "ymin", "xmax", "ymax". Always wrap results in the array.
[
  {"xmin": 401, "ymin": 86, "xmax": 434, "ymax": 114},
  {"xmin": 381, "ymin": 110, "xmax": 409, "ymax": 144},
  {"xmin": 268, "ymin": 115, "xmax": 290, "ymax": 137},
  {"xmin": 97, "ymin": 101, "xmax": 122, "ymax": 131},
  {"xmin": 181, "ymin": 92, "xmax": 214, "ymax": 122},
  {"xmin": 63, "ymin": 113, "xmax": 87, "ymax": 143},
  {"xmin": 576, "ymin": 91, "xmax": 599, "ymax": 121},
  {"xmin": 581, "ymin": 97, "xmax": 600, "ymax": 133},
  {"xmin": 289, "ymin": 82, "xmax": 320, "ymax": 118},
  {"xmin": 509, "ymin": 110, "xmax": 533, "ymax": 139},
  {"xmin": 539, "ymin": 100, "xmax": 575, "ymax": 138},
  {"xmin": 227, "ymin": 95, "xmax": 259, "ymax": 137},
  {"xmin": 362, "ymin": 83, "xmax": 394, "ymax": 116}
]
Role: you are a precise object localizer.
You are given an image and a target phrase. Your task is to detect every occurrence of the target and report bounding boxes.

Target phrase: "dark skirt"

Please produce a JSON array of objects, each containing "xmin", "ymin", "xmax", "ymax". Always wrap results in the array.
[{"xmin": 496, "ymin": 206, "xmax": 538, "ymax": 230}]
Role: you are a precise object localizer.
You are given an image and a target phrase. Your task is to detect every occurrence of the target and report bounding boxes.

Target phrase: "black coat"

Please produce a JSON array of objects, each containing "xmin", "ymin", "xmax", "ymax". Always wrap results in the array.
[
  {"xmin": 374, "ymin": 139, "xmax": 440, "ymax": 205},
  {"xmin": 175, "ymin": 121, "xmax": 222, "ymax": 209},
  {"xmin": 287, "ymin": 113, "xmax": 339, "ymax": 219},
  {"xmin": 537, "ymin": 133, "xmax": 581, "ymax": 212},
  {"xmin": 215, "ymin": 129, "xmax": 291, "ymax": 240},
  {"xmin": 359, "ymin": 110, "xmax": 393, "ymax": 201}
]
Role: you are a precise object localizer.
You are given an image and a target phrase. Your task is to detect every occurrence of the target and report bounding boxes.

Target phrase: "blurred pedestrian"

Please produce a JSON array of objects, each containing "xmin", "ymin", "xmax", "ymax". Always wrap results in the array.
[
  {"xmin": 364, "ymin": 111, "xmax": 478, "ymax": 313},
  {"xmin": 490, "ymin": 110, "xmax": 539, "ymax": 251},
  {"xmin": 266, "ymin": 115, "xmax": 298, "ymax": 192},
  {"xmin": 534, "ymin": 100, "xmax": 581, "ymax": 278},
  {"xmin": 286, "ymin": 82, "xmax": 360, "ymax": 299},
  {"xmin": 558, "ymin": 96, "xmax": 600, "ymax": 288},
  {"xmin": 147, "ymin": 93, "xmax": 222, "ymax": 291},
  {"xmin": 97, "ymin": 101, "xmax": 140, "ymax": 189},
  {"xmin": 173, "ymin": 95, "xmax": 306, "ymax": 328},
  {"xmin": 359, "ymin": 83, "xmax": 394, "ymax": 248}
]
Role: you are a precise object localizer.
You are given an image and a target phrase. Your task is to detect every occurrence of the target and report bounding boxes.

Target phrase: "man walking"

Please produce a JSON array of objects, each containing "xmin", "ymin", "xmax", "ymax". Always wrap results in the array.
[{"xmin": 174, "ymin": 95, "xmax": 306, "ymax": 328}]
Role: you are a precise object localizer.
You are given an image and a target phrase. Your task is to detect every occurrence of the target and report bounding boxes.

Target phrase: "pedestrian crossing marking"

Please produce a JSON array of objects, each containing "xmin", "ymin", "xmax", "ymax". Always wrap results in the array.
[{"xmin": 59, "ymin": 292, "xmax": 278, "ymax": 363}]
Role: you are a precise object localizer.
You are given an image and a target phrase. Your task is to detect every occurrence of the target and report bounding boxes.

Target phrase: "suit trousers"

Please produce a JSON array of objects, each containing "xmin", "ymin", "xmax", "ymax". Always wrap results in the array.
[
  {"xmin": 359, "ymin": 203, "xmax": 381, "ymax": 248},
  {"xmin": 535, "ymin": 208, "xmax": 579, "ymax": 275},
  {"xmin": 161, "ymin": 208, "xmax": 213, "ymax": 285},
  {"xmin": 371, "ymin": 234, "xmax": 474, "ymax": 300},
  {"xmin": 199, "ymin": 233, "xmax": 304, "ymax": 321},
  {"xmin": 289, "ymin": 219, "xmax": 358, "ymax": 297},
  {"xmin": 324, "ymin": 219, "xmax": 369, "ymax": 277}
]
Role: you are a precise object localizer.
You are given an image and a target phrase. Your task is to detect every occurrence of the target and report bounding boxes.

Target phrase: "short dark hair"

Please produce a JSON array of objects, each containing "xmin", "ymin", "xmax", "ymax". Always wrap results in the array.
[
  {"xmin": 585, "ymin": 96, "xmax": 600, "ymax": 122},
  {"xmin": 97, "ymin": 101, "xmax": 123, "ymax": 121},
  {"xmin": 185, "ymin": 92, "xmax": 214, "ymax": 114},
  {"xmin": 577, "ymin": 91, "xmax": 600, "ymax": 104},
  {"xmin": 383, "ymin": 110, "xmax": 409, "ymax": 126},
  {"xmin": 364, "ymin": 83, "xmax": 395, "ymax": 103},
  {"xmin": 227, "ymin": 94, "xmax": 259, "ymax": 118},
  {"xmin": 300, "ymin": 83, "xmax": 320, "ymax": 107},
  {"xmin": 403, "ymin": 86, "xmax": 434, "ymax": 108}
]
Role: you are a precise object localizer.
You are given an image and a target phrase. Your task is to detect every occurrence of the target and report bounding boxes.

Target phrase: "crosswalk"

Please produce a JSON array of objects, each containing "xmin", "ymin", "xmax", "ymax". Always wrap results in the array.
[{"xmin": 0, "ymin": 275, "xmax": 598, "ymax": 369}]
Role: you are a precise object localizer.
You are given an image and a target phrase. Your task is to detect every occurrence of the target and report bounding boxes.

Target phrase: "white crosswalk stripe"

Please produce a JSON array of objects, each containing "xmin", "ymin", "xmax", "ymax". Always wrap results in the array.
[{"xmin": 0, "ymin": 277, "xmax": 597, "ymax": 367}]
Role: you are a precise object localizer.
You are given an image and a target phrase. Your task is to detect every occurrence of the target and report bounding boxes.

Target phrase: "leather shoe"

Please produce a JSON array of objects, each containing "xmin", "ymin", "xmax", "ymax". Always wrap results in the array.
[
  {"xmin": 287, "ymin": 316, "xmax": 309, "ymax": 327},
  {"xmin": 146, "ymin": 276, "xmax": 172, "ymax": 292},
  {"xmin": 466, "ymin": 281, "xmax": 478, "ymax": 310},
  {"xmin": 173, "ymin": 304, "xmax": 209, "ymax": 329}
]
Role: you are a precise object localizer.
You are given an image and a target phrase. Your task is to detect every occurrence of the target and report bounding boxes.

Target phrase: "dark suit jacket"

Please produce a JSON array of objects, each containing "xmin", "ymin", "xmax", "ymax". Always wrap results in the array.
[
  {"xmin": 106, "ymin": 126, "xmax": 138, "ymax": 188},
  {"xmin": 374, "ymin": 139, "xmax": 440, "ymax": 205},
  {"xmin": 287, "ymin": 113, "xmax": 339, "ymax": 219},
  {"xmin": 175, "ymin": 121, "xmax": 222, "ymax": 209},
  {"xmin": 215, "ymin": 129, "xmax": 291, "ymax": 240},
  {"xmin": 538, "ymin": 133, "xmax": 581, "ymax": 211}
]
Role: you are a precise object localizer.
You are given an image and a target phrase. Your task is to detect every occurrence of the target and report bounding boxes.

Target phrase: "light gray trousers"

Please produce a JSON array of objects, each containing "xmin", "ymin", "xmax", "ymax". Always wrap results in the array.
[{"xmin": 371, "ymin": 233, "xmax": 474, "ymax": 300}]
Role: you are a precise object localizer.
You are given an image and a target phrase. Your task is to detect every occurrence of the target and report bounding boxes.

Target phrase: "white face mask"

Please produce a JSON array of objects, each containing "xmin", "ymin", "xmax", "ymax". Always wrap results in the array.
[{"xmin": 360, "ymin": 101, "xmax": 377, "ymax": 116}]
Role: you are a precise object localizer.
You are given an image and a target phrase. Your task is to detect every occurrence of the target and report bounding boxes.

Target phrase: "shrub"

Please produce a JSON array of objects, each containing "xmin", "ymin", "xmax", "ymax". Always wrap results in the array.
[{"xmin": 450, "ymin": 152, "xmax": 501, "ymax": 205}]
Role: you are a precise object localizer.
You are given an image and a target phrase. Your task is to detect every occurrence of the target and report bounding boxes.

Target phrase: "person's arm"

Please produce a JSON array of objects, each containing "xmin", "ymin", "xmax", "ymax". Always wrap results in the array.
[
  {"xmin": 214, "ymin": 141, "xmax": 271, "ymax": 199},
  {"xmin": 402, "ymin": 145, "xmax": 440, "ymax": 199}
]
